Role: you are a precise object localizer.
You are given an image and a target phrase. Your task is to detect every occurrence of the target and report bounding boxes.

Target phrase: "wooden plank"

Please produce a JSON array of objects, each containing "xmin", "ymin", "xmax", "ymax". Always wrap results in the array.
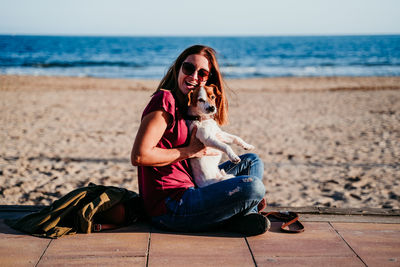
[
  {"xmin": 317, "ymin": 207, "xmax": 400, "ymax": 216},
  {"xmin": 0, "ymin": 220, "xmax": 51, "ymax": 266},
  {"xmin": 332, "ymin": 223, "xmax": 400, "ymax": 266},
  {"xmin": 38, "ymin": 226, "xmax": 149, "ymax": 267},
  {"xmin": 300, "ymin": 214, "xmax": 400, "ymax": 224},
  {"xmin": 265, "ymin": 206, "xmax": 400, "ymax": 216}
]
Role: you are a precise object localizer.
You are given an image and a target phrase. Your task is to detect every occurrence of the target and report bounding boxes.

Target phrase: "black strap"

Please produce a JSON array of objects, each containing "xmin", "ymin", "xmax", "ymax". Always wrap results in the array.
[{"xmin": 186, "ymin": 115, "xmax": 200, "ymax": 121}]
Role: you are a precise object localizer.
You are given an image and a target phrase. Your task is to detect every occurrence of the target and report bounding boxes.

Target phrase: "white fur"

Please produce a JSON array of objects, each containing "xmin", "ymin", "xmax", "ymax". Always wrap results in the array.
[{"xmin": 187, "ymin": 86, "xmax": 255, "ymax": 188}]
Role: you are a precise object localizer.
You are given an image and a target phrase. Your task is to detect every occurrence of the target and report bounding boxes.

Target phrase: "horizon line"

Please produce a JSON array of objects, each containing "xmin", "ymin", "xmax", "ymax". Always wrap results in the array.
[{"xmin": 1, "ymin": 33, "xmax": 400, "ymax": 38}]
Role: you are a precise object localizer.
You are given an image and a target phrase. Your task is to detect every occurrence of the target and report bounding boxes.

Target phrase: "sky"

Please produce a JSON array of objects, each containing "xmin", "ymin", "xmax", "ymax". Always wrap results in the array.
[{"xmin": 1, "ymin": 0, "xmax": 399, "ymax": 36}]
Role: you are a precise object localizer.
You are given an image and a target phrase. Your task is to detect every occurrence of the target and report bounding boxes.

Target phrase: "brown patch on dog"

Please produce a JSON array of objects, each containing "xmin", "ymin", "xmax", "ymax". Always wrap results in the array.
[
  {"xmin": 187, "ymin": 88, "xmax": 199, "ymax": 107},
  {"xmin": 207, "ymin": 84, "xmax": 227, "ymax": 126},
  {"xmin": 203, "ymin": 85, "xmax": 217, "ymax": 106}
]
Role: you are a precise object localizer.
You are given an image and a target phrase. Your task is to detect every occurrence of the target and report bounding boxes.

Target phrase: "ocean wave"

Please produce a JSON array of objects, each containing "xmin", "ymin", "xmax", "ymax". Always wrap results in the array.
[
  {"xmin": 18, "ymin": 61, "xmax": 144, "ymax": 68},
  {"xmin": 1, "ymin": 35, "xmax": 399, "ymax": 78}
]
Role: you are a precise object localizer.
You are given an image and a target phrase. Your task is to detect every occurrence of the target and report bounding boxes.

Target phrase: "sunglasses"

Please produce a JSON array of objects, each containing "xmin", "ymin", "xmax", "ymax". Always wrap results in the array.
[{"xmin": 181, "ymin": 62, "xmax": 210, "ymax": 81}]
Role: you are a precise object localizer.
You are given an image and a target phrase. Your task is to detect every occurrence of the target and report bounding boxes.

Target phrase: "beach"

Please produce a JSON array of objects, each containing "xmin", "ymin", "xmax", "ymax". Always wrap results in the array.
[{"xmin": 1, "ymin": 75, "xmax": 399, "ymax": 209}]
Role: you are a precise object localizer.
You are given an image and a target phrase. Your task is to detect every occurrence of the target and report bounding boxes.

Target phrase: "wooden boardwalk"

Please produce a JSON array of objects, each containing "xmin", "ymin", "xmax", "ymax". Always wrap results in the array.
[{"xmin": 1, "ymin": 206, "xmax": 399, "ymax": 266}]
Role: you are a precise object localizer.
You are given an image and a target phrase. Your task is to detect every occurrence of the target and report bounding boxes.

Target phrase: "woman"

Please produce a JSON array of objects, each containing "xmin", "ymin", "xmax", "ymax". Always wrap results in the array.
[{"xmin": 131, "ymin": 45, "xmax": 269, "ymax": 236}]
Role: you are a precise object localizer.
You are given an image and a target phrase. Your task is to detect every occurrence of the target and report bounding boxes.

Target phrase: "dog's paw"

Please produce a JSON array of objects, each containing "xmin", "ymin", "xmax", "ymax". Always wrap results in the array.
[
  {"xmin": 243, "ymin": 144, "xmax": 255, "ymax": 150},
  {"xmin": 220, "ymin": 170, "xmax": 235, "ymax": 179},
  {"xmin": 229, "ymin": 154, "xmax": 241, "ymax": 164}
]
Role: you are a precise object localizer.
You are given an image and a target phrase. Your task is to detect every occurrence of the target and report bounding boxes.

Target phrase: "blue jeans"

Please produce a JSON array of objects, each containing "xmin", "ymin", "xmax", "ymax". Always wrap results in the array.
[{"xmin": 151, "ymin": 153, "xmax": 265, "ymax": 232}]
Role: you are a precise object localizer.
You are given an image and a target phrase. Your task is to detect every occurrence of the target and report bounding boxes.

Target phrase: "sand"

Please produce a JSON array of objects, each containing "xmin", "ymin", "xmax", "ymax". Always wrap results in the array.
[{"xmin": 1, "ymin": 75, "xmax": 399, "ymax": 209}]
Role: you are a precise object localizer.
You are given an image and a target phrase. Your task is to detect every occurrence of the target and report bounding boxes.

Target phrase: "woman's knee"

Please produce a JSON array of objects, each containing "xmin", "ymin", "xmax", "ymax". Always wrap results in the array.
[
  {"xmin": 241, "ymin": 153, "xmax": 264, "ymax": 179},
  {"xmin": 252, "ymin": 178, "xmax": 266, "ymax": 199},
  {"xmin": 241, "ymin": 153, "xmax": 260, "ymax": 163},
  {"xmin": 238, "ymin": 177, "xmax": 265, "ymax": 201}
]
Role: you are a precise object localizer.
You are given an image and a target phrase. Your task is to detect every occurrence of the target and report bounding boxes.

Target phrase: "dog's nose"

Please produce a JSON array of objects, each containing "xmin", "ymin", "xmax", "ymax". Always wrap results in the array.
[{"xmin": 207, "ymin": 106, "xmax": 215, "ymax": 113}]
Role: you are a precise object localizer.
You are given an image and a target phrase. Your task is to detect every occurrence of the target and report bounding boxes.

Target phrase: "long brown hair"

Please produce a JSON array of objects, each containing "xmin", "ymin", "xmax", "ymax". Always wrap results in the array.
[{"xmin": 156, "ymin": 45, "xmax": 228, "ymax": 125}]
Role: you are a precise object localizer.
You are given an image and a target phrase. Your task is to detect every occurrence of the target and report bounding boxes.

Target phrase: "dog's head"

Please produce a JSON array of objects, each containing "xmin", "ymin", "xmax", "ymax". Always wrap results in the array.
[{"xmin": 187, "ymin": 85, "xmax": 221, "ymax": 118}]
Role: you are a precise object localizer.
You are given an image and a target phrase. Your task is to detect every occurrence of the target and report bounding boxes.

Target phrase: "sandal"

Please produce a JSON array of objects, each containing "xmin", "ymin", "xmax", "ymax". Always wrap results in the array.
[
  {"xmin": 257, "ymin": 197, "xmax": 267, "ymax": 212},
  {"xmin": 260, "ymin": 211, "xmax": 305, "ymax": 233}
]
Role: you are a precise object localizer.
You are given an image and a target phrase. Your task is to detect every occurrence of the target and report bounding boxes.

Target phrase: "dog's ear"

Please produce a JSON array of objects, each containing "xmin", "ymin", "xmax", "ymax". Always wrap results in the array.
[
  {"xmin": 187, "ymin": 90, "xmax": 193, "ymax": 106},
  {"xmin": 209, "ymin": 84, "xmax": 228, "ymax": 126},
  {"xmin": 210, "ymin": 84, "xmax": 221, "ymax": 96}
]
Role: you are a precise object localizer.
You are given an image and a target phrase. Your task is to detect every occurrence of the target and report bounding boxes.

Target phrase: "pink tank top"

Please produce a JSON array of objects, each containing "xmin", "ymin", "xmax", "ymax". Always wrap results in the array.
[{"xmin": 137, "ymin": 90, "xmax": 194, "ymax": 216}]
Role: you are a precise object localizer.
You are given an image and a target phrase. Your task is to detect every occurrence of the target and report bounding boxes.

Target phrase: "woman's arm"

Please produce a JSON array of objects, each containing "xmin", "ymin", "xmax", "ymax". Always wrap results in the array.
[{"xmin": 131, "ymin": 110, "xmax": 206, "ymax": 167}]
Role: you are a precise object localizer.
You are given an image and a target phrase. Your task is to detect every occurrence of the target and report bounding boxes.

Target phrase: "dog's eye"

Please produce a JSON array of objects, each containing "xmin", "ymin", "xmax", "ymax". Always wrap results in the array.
[
  {"xmin": 210, "ymin": 95, "xmax": 216, "ymax": 100},
  {"xmin": 198, "ymin": 99, "xmax": 205, "ymax": 103}
]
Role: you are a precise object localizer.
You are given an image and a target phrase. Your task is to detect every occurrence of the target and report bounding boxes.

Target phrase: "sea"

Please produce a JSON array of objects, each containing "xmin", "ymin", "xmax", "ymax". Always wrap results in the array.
[{"xmin": 0, "ymin": 35, "xmax": 399, "ymax": 79}]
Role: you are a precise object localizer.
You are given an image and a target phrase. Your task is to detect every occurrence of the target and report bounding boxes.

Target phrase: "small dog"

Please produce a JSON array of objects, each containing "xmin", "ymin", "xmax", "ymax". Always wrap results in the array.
[{"xmin": 187, "ymin": 85, "xmax": 255, "ymax": 187}]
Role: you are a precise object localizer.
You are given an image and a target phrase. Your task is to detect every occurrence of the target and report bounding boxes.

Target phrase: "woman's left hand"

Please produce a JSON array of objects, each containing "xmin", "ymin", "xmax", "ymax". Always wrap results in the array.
[{"xmin": 188, "ymin": 127, "xmax": 220, "ymax": 158}]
